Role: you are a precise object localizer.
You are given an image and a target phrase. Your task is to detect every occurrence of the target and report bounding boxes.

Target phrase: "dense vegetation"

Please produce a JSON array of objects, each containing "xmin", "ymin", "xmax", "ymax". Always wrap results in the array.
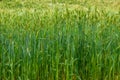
[{"xmin": 0, "ymin": 0, "xmax": 120, "ymax": 80}]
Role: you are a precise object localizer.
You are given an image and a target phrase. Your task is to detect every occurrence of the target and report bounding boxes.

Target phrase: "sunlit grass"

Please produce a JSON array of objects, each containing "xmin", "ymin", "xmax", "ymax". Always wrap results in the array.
[{"xmin": 0, "ymin": 0, "xmax": 120, "ymax": 80}]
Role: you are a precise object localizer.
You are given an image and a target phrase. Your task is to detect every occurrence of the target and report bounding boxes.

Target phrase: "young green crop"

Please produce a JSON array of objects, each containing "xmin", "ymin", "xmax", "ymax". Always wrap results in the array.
[{"xmin": 0, "ymin": 1, "xmax": 120, "ymax": 80}]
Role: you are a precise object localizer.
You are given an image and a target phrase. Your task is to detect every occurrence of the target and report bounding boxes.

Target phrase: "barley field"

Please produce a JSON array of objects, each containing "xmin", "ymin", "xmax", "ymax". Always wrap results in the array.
[{"xmin": 0, "ymin": 0, "xmax": 120, "ymax": 80}]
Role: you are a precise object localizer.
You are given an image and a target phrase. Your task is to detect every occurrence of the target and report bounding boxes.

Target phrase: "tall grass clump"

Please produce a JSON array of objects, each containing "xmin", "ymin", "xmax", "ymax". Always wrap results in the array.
[{"xmin": 0, "ymin": 1, "xmax": 120, "ymax": 80}]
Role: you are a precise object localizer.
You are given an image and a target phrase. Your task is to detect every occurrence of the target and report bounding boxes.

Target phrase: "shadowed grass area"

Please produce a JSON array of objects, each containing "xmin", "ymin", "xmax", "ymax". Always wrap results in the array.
[{"xmin": 0, "ymin": 0, "xmax": 120, "ymax": 80}]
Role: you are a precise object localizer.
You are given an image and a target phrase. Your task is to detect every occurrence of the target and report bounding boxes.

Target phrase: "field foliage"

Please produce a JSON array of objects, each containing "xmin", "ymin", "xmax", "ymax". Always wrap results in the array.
[{"xmin": 0, "ymin": 0, "xmax": 120, "ymax": 80}]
